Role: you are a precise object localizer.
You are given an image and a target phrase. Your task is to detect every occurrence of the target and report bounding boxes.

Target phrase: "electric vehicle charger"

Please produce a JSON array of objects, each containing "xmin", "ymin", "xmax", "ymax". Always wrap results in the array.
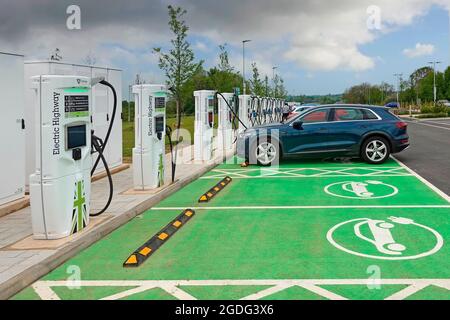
[
  {"xmin": 132, "ymin": 85, "xmax": 167, "ymax": 190},
  {"xmin": 217, "ymin": 92, "xmax": 235, "ymax": 153},
  {"xmin": 216, "ymin": 92, "xmax": 247, "ymax": 131},
  {"xmin": 194, "ymin": 90, "xmax": 216, "ymax": 161},
  {"xmin": 30, "ymin": 75, "xmax": 117, "ymax": 240},
  {"xmin": 238, "ymin": 95, "xmax": 252, "ymax": 133}
]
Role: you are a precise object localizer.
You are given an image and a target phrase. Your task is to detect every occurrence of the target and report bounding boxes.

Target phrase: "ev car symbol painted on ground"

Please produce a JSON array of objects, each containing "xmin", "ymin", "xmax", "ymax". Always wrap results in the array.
[
  {"xmin": 327, "ymin": 217, "xmax": 444, "ymax": 260},
  {"xmin": 324, "ymin": 180, "xmax": 398, "ymax": 199}
]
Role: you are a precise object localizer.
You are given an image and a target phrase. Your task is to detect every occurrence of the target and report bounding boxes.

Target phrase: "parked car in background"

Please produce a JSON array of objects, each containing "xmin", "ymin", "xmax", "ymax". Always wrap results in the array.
[
  {"xmin": 385, "ymin": 102, "xmax": 400, "ymax": 108},
  {"xmin": 437, "ymin": 100, "xmax": 450, "ymax": 107},
  {"xmin": 238, "ymin": 104, "xmax": 409, "ymax": 165}
]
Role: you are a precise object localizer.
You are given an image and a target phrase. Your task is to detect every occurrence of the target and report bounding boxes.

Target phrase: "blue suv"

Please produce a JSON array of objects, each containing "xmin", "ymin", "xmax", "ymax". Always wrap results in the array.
[{"xmin": 237, "ymin": 104, "xmax": 409, "ymax": 165}]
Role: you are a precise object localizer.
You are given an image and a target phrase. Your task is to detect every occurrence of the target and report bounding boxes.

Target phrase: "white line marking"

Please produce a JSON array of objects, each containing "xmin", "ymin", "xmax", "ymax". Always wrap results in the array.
[
  {"xmin": 32, "ymin": 283, "xmax": 61, "ymax": 300},
  {"xmin": 214, "ymin": 169, "xmax": 248, "ymax": 178},
  {"xmin": 160, "ymin": 285, "xmax": 197, "ymax": 300},
  {"xmin": 407, "ymin": 121, "xmax": 450, "ymax": 131},
  {"xmin": 312, "ymin": 168, "xmax": 357, "ymax": 177},
  {"xmin": 202, "ymin": 166, "xmax": 411, "ymax": 179},
  {"xmin": 32, "ymin": 279, "xmax": 450, "ymax": 301},
  {"xmin": 298, "ymin": 283, "xmax": 348, "ymax": 300},
  {"xmin": 434, "ymin": 282, "xmax": 450, "ymax": 290},
  {"xmin": 200, "ymin": 174, "xmax": 413, "ymax": 179},
  {"xmin": 209, "ymin": 167, "xmax": 403, "ymax": 170},
  {"xmin": 152, "ymin": 205, "xmax": 450, "ymax": 211},
  {"xmin": 100, "ymin": 285, "xmax": 155, "ymax": 300},
  {"xmin": 384, "ymin": 283, "xmax": 429, "ymax": 300},
  {"xmin": 392, "ymin": 156, "xmax": 450, "ymax": 202},
  {"xmin": 365, "ymin": 168, "xmax": 406, "ymax": 176},
  {"xmin": 35, "ymin": 279, "xmax": 450, "ymax": 287},
  {"xmin": 240, "ymin": 284, "xmax": 294, "ymax": 300},
  {"xmin": 422, "ymin": 120, "xmax": 450, "ymax": 127}
]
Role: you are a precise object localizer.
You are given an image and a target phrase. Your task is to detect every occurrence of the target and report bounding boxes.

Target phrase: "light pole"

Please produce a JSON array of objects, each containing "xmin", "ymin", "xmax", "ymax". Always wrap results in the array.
[
  {"xmin": 394, "ymin": 73, "xmax": 403, "ymax": 107},
  {"xmin": 428, "ymin": 61, "xmax": 441, "ymax": 106},
  {"xmin": 242, "ymin": 40, "xmax": 251, "ymax": 95},
  {"xmin": 128, "ymin": 84, "xmax": 132, "ymax": 122},
  {"xmin": 272, "ymin": 66, "xmax": 278, "ymax": 97}
]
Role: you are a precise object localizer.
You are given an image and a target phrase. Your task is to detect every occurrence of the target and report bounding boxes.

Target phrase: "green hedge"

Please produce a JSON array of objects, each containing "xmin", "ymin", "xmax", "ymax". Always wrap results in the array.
[
  {"xmin": 420, "ymin": 104, "xmax": 448, "ymax": 114},
  {"xmin": 416, "ymin": 112, "xmax": 449, "ymax": 119}
]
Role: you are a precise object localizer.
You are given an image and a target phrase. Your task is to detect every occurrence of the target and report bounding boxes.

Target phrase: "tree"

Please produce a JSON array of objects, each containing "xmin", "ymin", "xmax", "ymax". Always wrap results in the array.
[
  {"xmin": 218, "ymin": 44, "xmax": 233, "ymax": 72},
  {"xmin": 444, "ymin": 66, "xmax": 450, "ymax": 99},
  {"xmin": 153, "ymin": 5, "xmax": 203, "ymax": 129},
  {"xmin": 272, "ymin": 74, "xmax": 280, "ymax": 98},
  {"xmin": 277, "ymin": 77, "xmax": 288, "ymax": 99},
  {"xmin": 264, "ymin": 75, "xmax": 270, "ymax": 96},
  {"xmin": 249, "ymin": 63, "xmax": 264, "ymax": 96},
  {"xmin": 207, "ymin": 44, "xmax": 243, "ymax": 93}
]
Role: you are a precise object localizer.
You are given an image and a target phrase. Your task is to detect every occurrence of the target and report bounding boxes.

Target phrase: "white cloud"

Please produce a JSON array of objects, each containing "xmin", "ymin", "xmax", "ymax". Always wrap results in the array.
[
  {"xmin": 403, "ymin": 43, "xmax": 435, "ymax": 58},
  {"xmin": 194, "ymin": 41, "xmax": 209, "ymax": 52},
  {"xmin": 187, "ymin": 0, "xmax": 446, "ymax": 72},
  {"xmin": 0, "ymin": 0, "xmax": 449, "ymax": 83}
]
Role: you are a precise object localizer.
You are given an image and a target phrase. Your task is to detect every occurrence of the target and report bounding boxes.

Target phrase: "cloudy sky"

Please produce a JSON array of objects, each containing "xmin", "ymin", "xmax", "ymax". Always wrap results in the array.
[{"xmin": 1, "ymin": 0, "xmax": 450, "ymax": 96}]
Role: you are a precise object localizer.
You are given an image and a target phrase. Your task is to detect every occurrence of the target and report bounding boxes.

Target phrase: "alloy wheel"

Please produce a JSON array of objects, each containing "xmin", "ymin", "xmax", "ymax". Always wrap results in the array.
[
  {"xmin": 256, "ymin": 142, "xmax": 277, "ymax": 165},
  {"xmin": 365, "ymin": 140, "xmax": 387, "ymax": 162}
]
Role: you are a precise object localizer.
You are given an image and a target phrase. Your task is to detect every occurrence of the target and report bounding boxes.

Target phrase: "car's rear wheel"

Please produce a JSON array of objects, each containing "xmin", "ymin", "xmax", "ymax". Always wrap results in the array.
[
  {"xmin": 251, "ymin": 138, "xmax": 280, "ymax": 166},
  {"xmin": 361, "ymin": 137, "xmax": 390, "ymax": 164}
]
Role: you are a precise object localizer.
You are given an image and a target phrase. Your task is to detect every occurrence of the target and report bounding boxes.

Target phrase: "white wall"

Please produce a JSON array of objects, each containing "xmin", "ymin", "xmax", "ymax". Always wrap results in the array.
[{"xmin": 0, "ymin": 53, "xmax": 25, "ymax": 205}]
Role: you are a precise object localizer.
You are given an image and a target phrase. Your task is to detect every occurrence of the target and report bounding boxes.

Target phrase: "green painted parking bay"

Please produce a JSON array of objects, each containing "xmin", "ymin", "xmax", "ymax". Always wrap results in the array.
[
  {"xmin": 13, "ymin": 158, "xmax": 450, "ymax": 300},
  {"xmin": 157, "ymin": 159, "xmax": 448, "ymax": 208}
]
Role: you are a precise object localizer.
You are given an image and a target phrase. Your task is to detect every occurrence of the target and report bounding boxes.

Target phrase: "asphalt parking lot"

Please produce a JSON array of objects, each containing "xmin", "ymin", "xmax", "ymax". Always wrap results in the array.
[{"xmin": 395, "ymin": 118, "xmax": 450, "ymax": 196}]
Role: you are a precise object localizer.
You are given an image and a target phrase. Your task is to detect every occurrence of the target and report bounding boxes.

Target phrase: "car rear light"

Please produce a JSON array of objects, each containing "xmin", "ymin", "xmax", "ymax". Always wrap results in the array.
[
  {"xmin": 401, "ymin": 139, "xmax": 409, "ymax": 144},
  {"xmin": 396, "ymin": 121, "xmax": 408, "ymax": 130}
]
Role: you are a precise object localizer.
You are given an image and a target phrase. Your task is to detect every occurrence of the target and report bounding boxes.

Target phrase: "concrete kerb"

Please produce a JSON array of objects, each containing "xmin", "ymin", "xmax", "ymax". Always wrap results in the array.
[{"xmin": 0, "ymin": 156, "xmax": 225, "ymax": 300}]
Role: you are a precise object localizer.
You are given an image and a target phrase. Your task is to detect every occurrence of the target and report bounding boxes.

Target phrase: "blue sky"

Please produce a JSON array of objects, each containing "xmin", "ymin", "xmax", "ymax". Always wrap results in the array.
[{"xmin": 111, "ymin": 4, "xmax": 450, "ymax": 96}]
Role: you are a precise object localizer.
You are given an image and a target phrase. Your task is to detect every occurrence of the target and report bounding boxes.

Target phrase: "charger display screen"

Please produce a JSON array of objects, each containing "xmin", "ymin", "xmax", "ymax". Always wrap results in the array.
[
  {"xmin": 67, "ymin": 125, "xmax": 87, "ymax": 149},
  {"xmin": 155, "ymin": 116, "xmax": 164, "ymax": 133}
]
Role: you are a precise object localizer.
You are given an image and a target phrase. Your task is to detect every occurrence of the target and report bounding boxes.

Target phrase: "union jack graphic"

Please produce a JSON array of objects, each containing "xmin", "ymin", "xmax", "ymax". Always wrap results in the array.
[{"xmin": 71, "ymin": 180, "xmax": 88, "ymax": 234}]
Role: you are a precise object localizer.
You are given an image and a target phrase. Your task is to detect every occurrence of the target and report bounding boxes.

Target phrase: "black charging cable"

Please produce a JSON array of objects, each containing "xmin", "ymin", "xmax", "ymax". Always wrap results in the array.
[
  {"xmin": 91, "ymin": 80, "xmax": 117, "ymax": 175},
  {"xmin": 165, "ymin": 124, "xmax": 176, "ymax": 183},
  {"xmin": 216, "ymin": 92, "xmax": 248, "ymax": 131},
  {"xmin": 90, "ymin": 135, "xmax": 113, "ymax": 217},
  {"xmin": 89, "ymin": 79, "xmax": 117, "ymax": 216}
]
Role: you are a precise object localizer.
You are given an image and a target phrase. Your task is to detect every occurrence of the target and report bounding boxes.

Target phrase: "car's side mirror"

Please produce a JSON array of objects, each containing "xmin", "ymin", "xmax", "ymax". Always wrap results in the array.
[{"xmin": 293, "ymin": 121, "xmax": 303, "ymax": 130}]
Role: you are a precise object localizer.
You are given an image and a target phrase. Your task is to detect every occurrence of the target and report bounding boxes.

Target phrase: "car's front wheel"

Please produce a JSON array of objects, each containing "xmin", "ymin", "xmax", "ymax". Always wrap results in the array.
[
  {"xmin": 361, "ymin": 137, "xmax": 390, "ymax": 164},
  {"xmin": 251, "ymin": 138, "xmax": 280, "ymax": 166}
]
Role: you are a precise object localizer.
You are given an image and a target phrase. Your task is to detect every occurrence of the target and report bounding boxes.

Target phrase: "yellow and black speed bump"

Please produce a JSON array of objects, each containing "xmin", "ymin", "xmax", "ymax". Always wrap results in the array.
[
  {"xmin": 123, "ymin": 209, "xmax": 195, "ymax": 268},
  {"xmin": 198, "ymin": 176, "xmax": 232, "ymax": 203}
]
